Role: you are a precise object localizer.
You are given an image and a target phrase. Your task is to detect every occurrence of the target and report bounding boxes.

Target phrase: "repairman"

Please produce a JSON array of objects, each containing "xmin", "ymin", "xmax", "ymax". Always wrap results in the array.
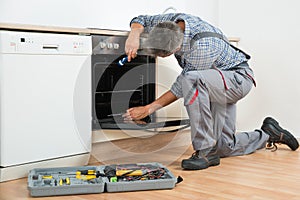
[{"xmin": 123, "ymin": 13, "xmax": 299, "ymax": 170}]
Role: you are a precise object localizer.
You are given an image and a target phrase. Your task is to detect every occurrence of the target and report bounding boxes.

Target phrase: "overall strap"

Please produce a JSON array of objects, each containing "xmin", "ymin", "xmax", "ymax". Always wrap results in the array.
[
  {"xmin": 191, "ymin": 32, "xmax": 251, "ymax": 59},
  {"xmin": 170, "ymin": 13, "xmax": 183, "ymax": 22}
]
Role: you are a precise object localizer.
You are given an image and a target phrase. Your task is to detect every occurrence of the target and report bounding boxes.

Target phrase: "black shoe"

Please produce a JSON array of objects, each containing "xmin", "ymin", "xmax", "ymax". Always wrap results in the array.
[
  {"xmin": 261, "ymin": 117, "xmax": 299, "ymax": 151},
  {"xmin": 181, "ymin": 149, "xmax": 220, "ymax": 170}
]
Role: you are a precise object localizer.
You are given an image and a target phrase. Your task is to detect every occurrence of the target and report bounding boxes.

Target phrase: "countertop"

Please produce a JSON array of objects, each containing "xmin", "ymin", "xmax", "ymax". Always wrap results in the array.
[
  {"xmin": 0, "ymin": 22, "xmax": 240, "ymax": 42},
  {"xmin": 0, "ymin": 22, "xmax": 129, "ymax": 36}
]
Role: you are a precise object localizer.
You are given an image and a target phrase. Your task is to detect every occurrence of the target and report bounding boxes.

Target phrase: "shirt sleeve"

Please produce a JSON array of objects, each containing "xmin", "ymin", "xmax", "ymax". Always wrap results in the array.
[
  {"xmin": 170, "ymin": 74, "xmax": 184, "ymax": 98},
  {"xmin": 129, "ymin": 13, "xmax": 182, "ymax": 33}
]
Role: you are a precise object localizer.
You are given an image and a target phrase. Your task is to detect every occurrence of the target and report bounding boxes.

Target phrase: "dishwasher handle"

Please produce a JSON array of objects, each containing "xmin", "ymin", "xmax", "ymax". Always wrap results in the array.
[{"xmin": 42, "ymin": 44, "xmax": 59, "ymax": 50}]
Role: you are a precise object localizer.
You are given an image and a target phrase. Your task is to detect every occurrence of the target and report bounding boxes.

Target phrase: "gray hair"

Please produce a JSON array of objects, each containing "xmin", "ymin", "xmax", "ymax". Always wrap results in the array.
[{"xmin": 142, "ymin": 21, "xmax": 184, "ymax": 56}]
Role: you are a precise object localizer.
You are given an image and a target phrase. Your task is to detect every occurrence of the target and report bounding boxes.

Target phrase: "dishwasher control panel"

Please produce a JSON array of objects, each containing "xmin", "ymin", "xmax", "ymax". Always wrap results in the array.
[{"xmin": 0, "ymin": 30, "xmax": 92, "ymax": 55}]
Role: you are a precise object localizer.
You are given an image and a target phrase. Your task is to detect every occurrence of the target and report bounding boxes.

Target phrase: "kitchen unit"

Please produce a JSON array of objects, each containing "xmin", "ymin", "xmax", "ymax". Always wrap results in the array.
[{"xmin": 0, "ymin": 30, "xmax": 92, "ymax": 182}]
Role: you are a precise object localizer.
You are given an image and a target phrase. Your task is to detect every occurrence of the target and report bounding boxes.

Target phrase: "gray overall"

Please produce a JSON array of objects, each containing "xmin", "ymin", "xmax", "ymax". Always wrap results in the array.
[{"xmin": 182, "ymin": 33, "xmax": 269, "ymax": 158}]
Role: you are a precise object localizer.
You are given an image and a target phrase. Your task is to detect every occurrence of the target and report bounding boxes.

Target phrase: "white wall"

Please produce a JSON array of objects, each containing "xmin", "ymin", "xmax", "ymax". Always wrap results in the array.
[
  {"xmin": 218, "ymin": 0, "xmax": 300, "ymax": 137},
  {"xmin": 0, "ymin": 0, "xmax": 218, "ymax": 29},
  {"xmin": 185, "ymin": 0, "xmax": 219, "ymax": 26},
  {"xmin": 0, "ymin": 0, "xmax": 186, "ymax": 30}
]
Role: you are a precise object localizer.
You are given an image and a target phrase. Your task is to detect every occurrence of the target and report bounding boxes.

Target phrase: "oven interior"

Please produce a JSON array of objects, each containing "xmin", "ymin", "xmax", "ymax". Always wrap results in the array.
[
  {"xmin": 91, "ymin": 35, "xmax": 190, "ymax": 130},
  {"xmin": 92, "ymin": 54, "xmax": 156, "ymax": 129},
  {"xmin": 92, "ymin": 35, "xmax": 156, "ymax": 129}
]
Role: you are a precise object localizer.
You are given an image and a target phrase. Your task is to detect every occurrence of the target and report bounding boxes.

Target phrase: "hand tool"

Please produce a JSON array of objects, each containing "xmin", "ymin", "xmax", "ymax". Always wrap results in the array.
[
  {"xmin": 116, "ymin": 169, "xmax": 143, "ymax": 176},
  {"xmin": 42, "ymin": 175, "xmax": 53, "ymax": 179},
  {"xmin": 59, "ymin": 178, "xmax": 70, "ymax": 186},
  {"xmin": 107, "ymin": 113, "xmax": 124, "ymax": 117},
  {"xmin": 75, "ymin": 170, "xmax": 101, "ymax": 180}
]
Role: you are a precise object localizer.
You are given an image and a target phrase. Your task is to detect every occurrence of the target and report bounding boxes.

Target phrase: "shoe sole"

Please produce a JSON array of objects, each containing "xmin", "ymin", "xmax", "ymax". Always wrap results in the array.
[
  {"xmin": 262, "ymin": 117, "xmax": 299, "ymax": 151},
  {"xmin": 181, "ymin": 155, "xmax": 220, "ymax": 170}
]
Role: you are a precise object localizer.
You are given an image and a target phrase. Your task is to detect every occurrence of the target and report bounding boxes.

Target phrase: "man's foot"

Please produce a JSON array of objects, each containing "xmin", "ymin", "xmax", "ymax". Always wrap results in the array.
[
  {"xmin": 181, "ymin": 149, "xmax": 220, "ymax": 170},
  {"xmin": 261, "ymin": 117, "xmax": 299, "ymax": 151}
]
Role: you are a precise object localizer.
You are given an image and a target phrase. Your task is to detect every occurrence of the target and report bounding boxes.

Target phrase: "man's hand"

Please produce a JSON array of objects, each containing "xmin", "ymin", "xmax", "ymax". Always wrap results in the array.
[
  {"xmin": 125, "ymin": 33, "xmax": 139, "ymax": 62},
  {"xmin": 123, "ymin": 90, "xmax": 178, "ymax": 121},
  {"xmin": 125, "ymin": 23, "xmax": 144, "ymax": 62},
  {"xmin": 123, "ymin": 106, "xmax": 150, "ymax": 121}
]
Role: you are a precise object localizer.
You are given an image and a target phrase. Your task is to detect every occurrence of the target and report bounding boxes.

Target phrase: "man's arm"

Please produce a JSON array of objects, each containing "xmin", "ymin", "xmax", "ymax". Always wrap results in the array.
[
  {"xmin": 125, "ymin": 23, "xmax": 144, "ymax": 62},
  {"xmin": 126, "ymin": 13, "xmax": 181, "ymax": 61}
]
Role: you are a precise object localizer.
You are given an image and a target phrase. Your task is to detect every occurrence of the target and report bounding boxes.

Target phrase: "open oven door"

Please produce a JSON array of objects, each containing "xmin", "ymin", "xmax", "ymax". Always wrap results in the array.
[{"xmin": 98, "ymin": 116, "xmax": 190, "ymax": 132}]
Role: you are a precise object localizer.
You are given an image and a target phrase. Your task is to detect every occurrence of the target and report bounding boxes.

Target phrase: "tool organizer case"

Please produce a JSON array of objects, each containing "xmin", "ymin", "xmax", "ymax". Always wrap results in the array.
[
  {"xmin": 28, "ymin": 162, "xmax": 177, "ymax": 197},
  {"xmin": 27, "ymin": 166, "xmax": 105, "ymax": 197}
]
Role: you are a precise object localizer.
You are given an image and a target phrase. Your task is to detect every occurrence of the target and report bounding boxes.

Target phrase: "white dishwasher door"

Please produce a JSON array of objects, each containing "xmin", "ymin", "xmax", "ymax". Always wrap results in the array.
[{"xmin": 0, "ymin": 31, "xmax": 92, "ymax": 167}]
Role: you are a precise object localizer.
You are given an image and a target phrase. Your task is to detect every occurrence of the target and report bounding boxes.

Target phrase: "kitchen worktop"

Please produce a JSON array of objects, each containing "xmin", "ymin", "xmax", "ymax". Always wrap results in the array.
[
  {"xmin": 0, "ymin": 22, "xmax": 240, "ymax": 42},
  {"xmin": 0, "ymin": 22, "xmax": 129, "ymax": 36}
]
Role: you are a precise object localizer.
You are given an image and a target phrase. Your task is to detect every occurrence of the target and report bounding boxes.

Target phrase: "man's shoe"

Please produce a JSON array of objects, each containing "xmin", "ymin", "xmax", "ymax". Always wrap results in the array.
[
  {"xmin": 261, "ymin": 117, "xmax": 299, "ymax": 151},
  {"xmin": 181, "ymin": 150, "xmax": 220, "ymax": 170}
]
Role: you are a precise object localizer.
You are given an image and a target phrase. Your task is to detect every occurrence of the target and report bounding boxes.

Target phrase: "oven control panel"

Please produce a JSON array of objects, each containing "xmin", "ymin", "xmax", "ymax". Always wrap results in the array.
[
  {"xmin": 98, "ymin": 41, "xmax": 120, "ymax": 50},
  {"xmin": 92, "ymin": 35, "xmax": 148, "ymax": 55},
  {"xmin": 92, "ymin": 35, "xmax": 125, "ymax": 55}
]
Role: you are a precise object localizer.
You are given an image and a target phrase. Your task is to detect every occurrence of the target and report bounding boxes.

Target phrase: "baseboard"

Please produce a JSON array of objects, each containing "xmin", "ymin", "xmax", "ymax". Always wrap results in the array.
[{"xmin": 0, "ymin": 153, "xmax": 90, "ymax": 182}]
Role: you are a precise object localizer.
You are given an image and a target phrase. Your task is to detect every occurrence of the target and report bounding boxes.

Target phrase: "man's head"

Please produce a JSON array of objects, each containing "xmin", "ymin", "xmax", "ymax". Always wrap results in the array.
[{"xmin": 143, "ymin": 21, "xmax": 184, "ymax": 57}]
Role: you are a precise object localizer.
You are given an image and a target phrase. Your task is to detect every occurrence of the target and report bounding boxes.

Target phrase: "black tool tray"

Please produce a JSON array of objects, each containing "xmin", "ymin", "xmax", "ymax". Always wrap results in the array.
[{"xmin": 27, "ymin": 162, "xmax": 177, "ymax": 197}]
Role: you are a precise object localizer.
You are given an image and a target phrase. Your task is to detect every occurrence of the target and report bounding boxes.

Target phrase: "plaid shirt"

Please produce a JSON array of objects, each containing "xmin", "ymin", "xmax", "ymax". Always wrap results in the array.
[{"xmin": 130, "ymin": 13, "xmax": 249, "ymax": 98}]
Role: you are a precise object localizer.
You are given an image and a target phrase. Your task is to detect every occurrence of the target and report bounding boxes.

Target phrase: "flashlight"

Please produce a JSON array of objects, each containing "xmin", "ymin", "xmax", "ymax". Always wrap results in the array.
[{"xmin": 118, "ymin": 56, "xmax": 128, "ymax": 66}]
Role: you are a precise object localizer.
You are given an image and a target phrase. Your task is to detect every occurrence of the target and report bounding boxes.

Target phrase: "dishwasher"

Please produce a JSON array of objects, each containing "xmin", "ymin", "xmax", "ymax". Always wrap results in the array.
[{"xmin": 0, "ymin": 30, "xmax": 92, "ymax": 182}]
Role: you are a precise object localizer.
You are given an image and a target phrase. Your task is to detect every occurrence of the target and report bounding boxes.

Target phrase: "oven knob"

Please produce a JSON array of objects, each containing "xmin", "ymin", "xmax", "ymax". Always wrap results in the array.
[
  {"xmin": 107, "ymin": 43, "xmax": 113, "ymax": 49},
  {"xmin": 113, "ymin": 43, "xmax": 119, "ymax": 49},
  {"xmin": 99, "ymin": 42, "xmax": 106, "ymax": 49}
]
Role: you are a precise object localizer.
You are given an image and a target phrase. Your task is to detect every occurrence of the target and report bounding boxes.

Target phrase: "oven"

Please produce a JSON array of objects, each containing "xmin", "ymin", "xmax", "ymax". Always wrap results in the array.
[{"xmin": 92, "ymin": 34, "xmax": 189, "ymax": 131}]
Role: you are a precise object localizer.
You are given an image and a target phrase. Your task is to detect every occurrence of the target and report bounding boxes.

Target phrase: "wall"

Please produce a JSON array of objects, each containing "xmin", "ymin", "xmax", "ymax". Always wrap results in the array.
[
  {"xmin": 184, "ymin": 0, "xmax": 219, "ymax": 26},
  {"xmin": 0, "ymin": 0, "xmax": 186, "ymax": 30},
  {"xmin": 218, "ymin": 0, "xmax": 300, "ymax": 137},
  {"xmin": 0, "ymin": 0, "xmax": 218, "ymax": 29}
]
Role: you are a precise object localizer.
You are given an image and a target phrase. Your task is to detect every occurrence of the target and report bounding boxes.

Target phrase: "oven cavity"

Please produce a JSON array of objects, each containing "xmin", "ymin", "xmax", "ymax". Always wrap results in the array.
[{"xmin": 92, "ymin": 35, "xmax": 155, "ymax": 129}]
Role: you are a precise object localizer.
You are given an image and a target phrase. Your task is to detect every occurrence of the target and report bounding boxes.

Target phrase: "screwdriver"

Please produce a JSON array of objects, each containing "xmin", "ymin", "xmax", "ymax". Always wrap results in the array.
[
  {"xmin": 107, "ymin": 113, "xmax": 124, "ymax": 117},
  {"xmin": 75, "ymin": 170, "xmax": 100, "ymax": 180},
  {"xmin": 76, "ymin": 170, "xmax": 96, "ymax": 175}
]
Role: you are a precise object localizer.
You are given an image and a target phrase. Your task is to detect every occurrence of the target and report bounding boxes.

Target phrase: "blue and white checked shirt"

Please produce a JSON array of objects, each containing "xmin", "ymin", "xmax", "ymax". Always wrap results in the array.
[{"xmin": 130, "ymin": 13, "xmax": 249, "ymax": 98}]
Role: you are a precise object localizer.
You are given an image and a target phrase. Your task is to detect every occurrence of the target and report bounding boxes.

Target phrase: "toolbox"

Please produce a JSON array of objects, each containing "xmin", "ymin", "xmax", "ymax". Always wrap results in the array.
[
  {"xmin": 27, "ymin": 166, "xmax": 105, "ymax": 197},
  {"xmin": 27, "ymin": 162, "xmax": 178, "ymax": 197}
]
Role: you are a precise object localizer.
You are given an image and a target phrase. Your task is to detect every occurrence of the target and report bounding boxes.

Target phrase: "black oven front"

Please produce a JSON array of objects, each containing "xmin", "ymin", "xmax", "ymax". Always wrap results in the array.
[{"xmin": 92, "ymin": 35, "xmax": 156, "ymax": 130}]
